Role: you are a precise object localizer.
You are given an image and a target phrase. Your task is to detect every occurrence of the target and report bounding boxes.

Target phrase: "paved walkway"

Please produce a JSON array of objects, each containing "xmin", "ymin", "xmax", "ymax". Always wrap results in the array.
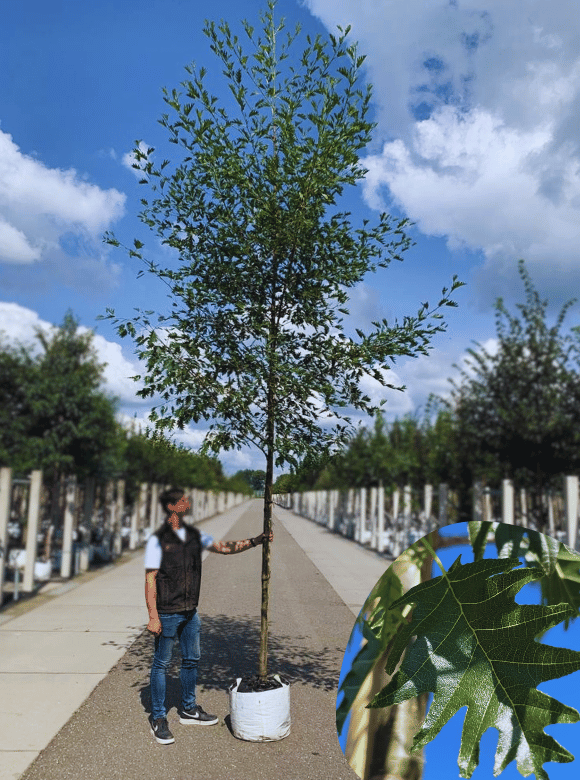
[{"xmin": 0, "ymin": 499, "xmax": 392, "ymax": 780}]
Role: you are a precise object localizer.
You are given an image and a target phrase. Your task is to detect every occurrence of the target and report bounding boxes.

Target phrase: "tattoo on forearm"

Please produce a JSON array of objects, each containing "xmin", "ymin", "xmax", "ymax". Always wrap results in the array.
[{"xmin": 215, "ymin": 538, "xmax": 255, "ymax": 554}]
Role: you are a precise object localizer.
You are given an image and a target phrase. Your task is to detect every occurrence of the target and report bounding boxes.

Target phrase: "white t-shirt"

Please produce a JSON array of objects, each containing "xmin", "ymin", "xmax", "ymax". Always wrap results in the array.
[{"xmin": 144, "ymin": 525, "xmax": 214, "ymax": 570}]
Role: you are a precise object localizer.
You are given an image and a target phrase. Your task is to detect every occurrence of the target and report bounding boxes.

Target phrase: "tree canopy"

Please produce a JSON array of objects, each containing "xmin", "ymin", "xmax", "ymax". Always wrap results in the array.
[
  {"xmin": 277, "ymin": 260, "xmax": 580, "ymax": 531},
  {"xmin": 0, "ymin": 311, "xmax": 242, "ymax": 506},
  {"xmin": 443, "ymin": 259, "xmax": 580, "ymax": 500},
  {"xmin": 231, "ymin": 469, "xmax": 267, "ymax": 495},
  {"xmin": 101, "ymin": 0, "xmax": 462, "ymax": 469},
  {"xmin": 100, "ymin": 0, "xmax": 462, "ymax": 679},
  {"xmin": 0, "ymin": 310, "xmax": 123, "ymax": 484}
]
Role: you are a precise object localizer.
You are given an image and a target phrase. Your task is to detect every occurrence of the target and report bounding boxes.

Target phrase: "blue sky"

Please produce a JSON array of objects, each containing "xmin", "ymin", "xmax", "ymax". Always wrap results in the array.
[
  {"xmin": 1, "ymin": 0, "xmax": 580, "ymax": 474},
  {"xmin": 337, "ymin": 524, "xmax": 580, "ymax": 779}
]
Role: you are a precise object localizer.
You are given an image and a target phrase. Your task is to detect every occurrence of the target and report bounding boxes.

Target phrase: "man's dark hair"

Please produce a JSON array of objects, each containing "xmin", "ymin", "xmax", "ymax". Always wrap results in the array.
[{"xmin": 160, "ymin": 487, "xmax": 186, "ymax": 515}]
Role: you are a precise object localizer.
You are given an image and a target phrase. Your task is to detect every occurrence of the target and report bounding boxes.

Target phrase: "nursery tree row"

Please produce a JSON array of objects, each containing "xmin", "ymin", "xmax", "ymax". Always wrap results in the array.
[
  {"xmin": 278, "ymin": 260, "xmax": 580, "ymax": 527},
  {"xmin": 0, "ymin": 309, "xmax": 252, "ymax": 517}
]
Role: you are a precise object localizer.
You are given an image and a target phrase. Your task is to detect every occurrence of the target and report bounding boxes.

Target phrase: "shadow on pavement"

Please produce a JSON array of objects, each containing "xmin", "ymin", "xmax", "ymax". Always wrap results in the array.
[{"xmin": 116, "ymin": 613, "xmax": 341, "ymax": 716}]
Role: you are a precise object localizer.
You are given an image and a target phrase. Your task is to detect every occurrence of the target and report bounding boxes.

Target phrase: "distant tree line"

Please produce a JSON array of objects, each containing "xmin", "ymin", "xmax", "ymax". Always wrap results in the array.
[
  {"xmin": 0, "ymin": 310, "xmax": 253, "ymax": 523},
  {"xmin": 274, "ymin": 261, "xmax": 580, "ymax": 527}
]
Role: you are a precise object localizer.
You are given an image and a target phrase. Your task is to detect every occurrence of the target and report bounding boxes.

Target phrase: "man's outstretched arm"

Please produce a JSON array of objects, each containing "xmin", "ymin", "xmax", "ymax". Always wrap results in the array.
[{"xmin": 208, "ymin": 530, "xmax": 273, "ymax": 555}]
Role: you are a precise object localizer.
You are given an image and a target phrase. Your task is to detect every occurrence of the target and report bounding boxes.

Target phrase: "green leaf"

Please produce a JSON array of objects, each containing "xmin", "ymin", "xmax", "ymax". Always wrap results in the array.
[
  {"xmin": 524, "ymin": 528, "xmax": 561, "ymax": 577},
  {"xmin": 368, "ymin": 555, "xmax": 580, "ymax": 780},
  {"xmin": 492, "ymin": 526, "xmax": 579, "ymax": 635},
  {"xmin": 535, "ymin": 543, "xmax": 580, "ymax": 636},
  {"xmin": 495, "ymin": 522, "xmax": 527, "ymax": 560},
  {"xmin": 468, "ymin": 520, "xmax": 494, "ymax": 562}
]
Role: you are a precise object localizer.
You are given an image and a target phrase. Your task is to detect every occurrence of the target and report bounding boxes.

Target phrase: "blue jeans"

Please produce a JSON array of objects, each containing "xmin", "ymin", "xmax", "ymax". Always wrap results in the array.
[{"xmin": 150, "ymin": 610, "xmax": 201, "ymax": 720}]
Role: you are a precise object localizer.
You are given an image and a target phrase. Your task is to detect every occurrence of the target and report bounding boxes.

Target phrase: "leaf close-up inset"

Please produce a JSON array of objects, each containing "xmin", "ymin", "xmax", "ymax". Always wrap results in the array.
[{"xmin": 367, "ymin": 555, "xmax": 580, "ymax": 780}]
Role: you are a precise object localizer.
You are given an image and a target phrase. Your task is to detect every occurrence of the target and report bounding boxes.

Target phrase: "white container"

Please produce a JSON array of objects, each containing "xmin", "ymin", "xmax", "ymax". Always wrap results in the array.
[
  {"xmin": 229, "ymin": 675, "xmax": 291, "ymax": 742},
  {"xmin": 79, "ymin": 546, "xmax": 90, "ymax": 571},
  {"xmin": 8, "ymin": 549, "xmax": 26, "ymax": 568},
  {"xmin": 34, "ymin": 560, "xmax": 52, "ymax": 581}
]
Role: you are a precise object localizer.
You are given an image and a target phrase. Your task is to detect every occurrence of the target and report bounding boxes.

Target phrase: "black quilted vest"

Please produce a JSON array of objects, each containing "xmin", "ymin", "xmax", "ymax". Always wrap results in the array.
[{"xmin": 154, "ymin": 521, "xmax": 202, "ymax": 613}]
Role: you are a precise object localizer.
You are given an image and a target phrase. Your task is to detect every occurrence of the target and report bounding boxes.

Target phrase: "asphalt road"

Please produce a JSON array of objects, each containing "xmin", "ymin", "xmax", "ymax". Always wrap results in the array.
[{"xmin": 18, "ymin": 501, "xmax": 362, "ymax": 780}]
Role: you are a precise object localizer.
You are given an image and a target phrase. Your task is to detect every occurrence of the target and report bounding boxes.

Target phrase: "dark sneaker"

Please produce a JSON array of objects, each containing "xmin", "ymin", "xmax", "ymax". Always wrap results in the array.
[
  {"xmin": 150, "ymin": 717, "xmax": 175, "ymax": 744},
  {"xmin": 179, "ymin": 704, "xmax": 219, "ymax": 725}
]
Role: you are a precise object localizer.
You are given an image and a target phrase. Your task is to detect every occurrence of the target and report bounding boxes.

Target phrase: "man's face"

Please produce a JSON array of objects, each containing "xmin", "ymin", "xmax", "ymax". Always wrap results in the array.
[{"xmin": 167, "ymin": 495, "xmax": 190, "ymax": 515}]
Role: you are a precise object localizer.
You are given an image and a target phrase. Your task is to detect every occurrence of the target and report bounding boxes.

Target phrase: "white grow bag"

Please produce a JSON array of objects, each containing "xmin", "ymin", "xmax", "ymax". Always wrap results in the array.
[{"xmin": 229, "ymin": 675, "xmax": 291, "ymax": 742}]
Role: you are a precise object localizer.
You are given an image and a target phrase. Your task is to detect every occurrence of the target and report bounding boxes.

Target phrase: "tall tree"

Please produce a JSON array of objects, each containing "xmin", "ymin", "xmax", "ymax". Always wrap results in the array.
[
  {"xmin": 0, "ymin": 340, "xmax": 36, "ymax": 468},
  {"xmin": 24, "ymin": 311, "xmax": 123, "ymax": 488},
  {"xmin": 0, "ymin": 311, "xmax": 124, "ymax": 499},
  {"xmin": 442, "ymin": 259, "xmax": 580, "ymax": 526},
  {"xmin": 0, "ymin": 312, "xmax": 122, "ymax": 537},
  {"xmin": 298, "ymin": 412, "xmax": 433, "ymax": 492},
  {"xmin": 100, "ymin": 1, "xmax": 462, "ymax": 682}
]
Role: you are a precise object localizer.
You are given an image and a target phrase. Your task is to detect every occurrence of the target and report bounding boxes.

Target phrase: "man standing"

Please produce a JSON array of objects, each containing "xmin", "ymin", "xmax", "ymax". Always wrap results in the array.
[{"xmin": 145, "ymin": 486, "xmax": 272, "ymax": 744}]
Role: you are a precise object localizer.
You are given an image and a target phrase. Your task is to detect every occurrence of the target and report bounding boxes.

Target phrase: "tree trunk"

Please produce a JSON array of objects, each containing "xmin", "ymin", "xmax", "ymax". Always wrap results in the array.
[
  {"xmin": 259, "ymin": 438, "xmax": 274, "ymax": 681},
  {"xmin": 43, "ymin": 524, "xmax": 53, "ymax": 562},
  {"xmin": 346, "ymin": 532, "xmax": 437, "ymax": 779},
  {"xmin": 50, "ymin": 465, "xmax": 61, "ymax": 528},
  {"xmin": 378, "ymin": 694, "xmax": 428, "ymax": 780},
  {"xmin": 534, "ymin": 462, "xmax": 546, "ymax": 532},
  {"xmin": 260, "ymin": 234, "xmax": 277, "ymax": 682},
  {"xmin": 345, "ymin": 644, "xmax": 395, "ymax": 779}
]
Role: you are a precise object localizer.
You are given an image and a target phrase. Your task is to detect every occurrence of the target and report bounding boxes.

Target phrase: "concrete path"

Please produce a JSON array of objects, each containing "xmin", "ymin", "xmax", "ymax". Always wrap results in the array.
[
  {"xmin": 275, "ymin": 504, "xmax": 389, "ymax": 616},
  {"xmin": 0, "ymin": 499, "xmax": 392, "ymax": 780}
]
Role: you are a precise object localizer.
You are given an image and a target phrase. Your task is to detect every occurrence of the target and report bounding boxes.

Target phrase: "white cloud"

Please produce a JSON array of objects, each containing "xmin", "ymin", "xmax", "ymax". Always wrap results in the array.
[
  {"xmin": 122, "ymin": 141, "xmax": 151, "ymax": 179},
  {"xmin": 118, "ymin": 412, "xmax": 265, "ymax": 475},
  {"xmin": 0, "ymin": 216, "xmax": 41, "ymax": 264},
  {"xmin": 0, "ymin": 301, "xmax": 146, "ymax": 404},
  {"xmin": 0, "ymin": 302, "xmax": 54, "ymax": 353},
  {"xmin": 0, "ymin": 129, "xmax": 126, "ymax": 263},
  {"xmin": 370, "ymin": 337, "xmax": 500, "ymax": 418},
  {"xmin": 0, "ymin": 127, "xmax": 126, "ymax": 293},
  {"xmin": 362, "ymin": 105, "xmax": 574, "ymax": 262},
  {"xmin": 304, "ymin": 0, "xmax": 580, "ymax": 299},
  {"xmin": 88, "ymin": 332, "xmax": 147, "ymax": 403}
]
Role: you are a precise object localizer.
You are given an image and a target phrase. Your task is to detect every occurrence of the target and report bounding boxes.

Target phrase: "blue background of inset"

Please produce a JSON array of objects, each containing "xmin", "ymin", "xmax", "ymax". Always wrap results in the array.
[{"xmin": 336, "ymin": 523, "xmax": 580, "ymax": 779}]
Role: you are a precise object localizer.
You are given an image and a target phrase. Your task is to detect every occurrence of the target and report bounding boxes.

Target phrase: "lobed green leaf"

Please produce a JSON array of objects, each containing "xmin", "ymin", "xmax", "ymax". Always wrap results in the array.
[{"xmin": 369, "ymin": 555, "xmax": 580, "ymax": 780}]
